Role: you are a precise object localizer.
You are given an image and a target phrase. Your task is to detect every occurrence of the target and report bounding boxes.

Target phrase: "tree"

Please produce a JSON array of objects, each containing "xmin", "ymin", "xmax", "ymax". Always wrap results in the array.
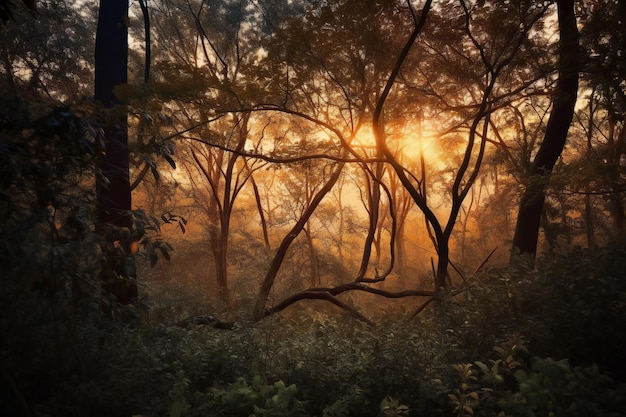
[
  {"xmin": 0, "ymin": 1, "xmax": 94, "ymax": 103},
  {"xmin": 577, "ymin": 0, "xmax": 626, "ymax": 242},
  {"xmin": 94, "ymin": 0, "xmax": 136, "ymax": 304},
  {"xmin": 242, "ymin": 0, "xmax": 555, "ymax": 319},
  {"xmin": 375, "ymin": 0, "xmax": 551, "ymax": 296},
  {"xmin": 183, "ymin": 112, "xmax": 264, "ymax": 305},
  {"xmin": 121, "ymin": 0, "xmax": 599, "ymax": 321},
  {"xmin": 511, "ymin": 0, "xmax": 579, "ymax": 261}
]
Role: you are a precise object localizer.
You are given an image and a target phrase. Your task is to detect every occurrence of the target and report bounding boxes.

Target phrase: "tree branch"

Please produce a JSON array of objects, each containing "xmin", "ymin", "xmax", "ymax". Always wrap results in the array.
[{"xmin": 264, "ymin": 282, "xmax": 436, "ymax": 324}]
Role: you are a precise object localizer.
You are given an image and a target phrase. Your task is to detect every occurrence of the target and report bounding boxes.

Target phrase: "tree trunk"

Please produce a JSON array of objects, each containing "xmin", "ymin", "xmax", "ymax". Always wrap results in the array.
[
  {"xmin": 511, "ymin": 0, "xmax": 578, "ymax": 261},
  {"xmin": 95, "ymin": 0, "xmax": 130, "ymax": 225},
  {"xmin": 252, "ymin": 163, "xmax": 343, "ymax": 321},
  {"xmin": 250, "ymin": 175, "xmax": 271, "ymax": 250},
  {"xmin": 356, "ymin": 163, "xmax": 383, "ymax": 279},
  {"xmin": 95, "ymin": 0, "xmax": 135, "ymax": 304},
  {"xmin": 303, "ymin": 225, "xmax": 320, "ymax": 287},
  {"xmin": 434, "ymin": 235, "xmax": 449, "ymax": 294},
  {"xmin": 395, "ymin": 220, "xmax": 406, "ymax": 279},
  {"xmin": 584, "ymin": 192, "xmax": 594, "ymax": 250},
  {"xmin": 217, "ymin": 225, "xmax": 230, "ymax": 304}
]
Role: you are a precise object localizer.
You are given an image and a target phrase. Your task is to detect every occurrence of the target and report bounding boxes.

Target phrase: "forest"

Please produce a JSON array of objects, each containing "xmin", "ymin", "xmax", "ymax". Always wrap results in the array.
[{"xmin": 1, "ymin": 0, "xmax": 626, "ymax": 415}]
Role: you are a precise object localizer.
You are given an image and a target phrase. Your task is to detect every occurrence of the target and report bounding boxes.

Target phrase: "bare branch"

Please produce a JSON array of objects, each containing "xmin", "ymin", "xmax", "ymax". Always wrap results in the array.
[{"xmin": 264, "ymin": 282, "xmax": 437, "ymax": 324}]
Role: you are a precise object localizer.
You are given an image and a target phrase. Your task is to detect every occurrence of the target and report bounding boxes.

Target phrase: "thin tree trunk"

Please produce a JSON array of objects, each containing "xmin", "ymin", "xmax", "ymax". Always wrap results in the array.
[
  {"xmin": 356, "ymin": 146, "xmax": 386, "ymax": 279},
  {"xmin": 252, "ymin": 163, "xmax": 343, "ymax": 321},
  {"xmin": 511, "ymin": 0, "xmax": 579, "ymax": 261},
  {"xmin": 608, "ymin": 120, "xmax": 626, "ymax": 239},
  {"xmin": 395, "ymin": 220, "xmax": 406, "ymax": 279},
  {"xmin": 584, "ymin": 88, "xmax": 596, "ymax": 250},
  {"xmin": 250, "ymin": 175, "xmax": 271, "ymax": 250},
  {"xmin": 584, "ymin": 193, "xmax": 594, "ymax": 249},
  {"xmin": 303, "ymin": 225, "xmax": 319, "ymax": 287},
  {"xmin": 138, "ymin": 0, "xmax": 150, "ymax": 83},
  {"xmin": 335, "ymin": 179, "xmax": 346, "ymax": 266}
]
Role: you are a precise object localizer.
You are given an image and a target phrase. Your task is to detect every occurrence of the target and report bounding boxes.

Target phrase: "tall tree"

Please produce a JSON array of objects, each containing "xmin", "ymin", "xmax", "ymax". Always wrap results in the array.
[
  {"xmin": 579, "ymin": 0, "xmax": 626, "ymax": 241},
  {"xmin": 378, "ymin": 0, "xmax": 548, "ymax": 294},
  {"xmin": 511, "ymin": 0, "xmax": 579, "ymax": 260},
  {"xmin": 183, "ymin": 112, "xmax": 262, "ymax": 305},
  {"xmin": 94, "ymin": 0, "xmax": 136, "ymax": 304}
]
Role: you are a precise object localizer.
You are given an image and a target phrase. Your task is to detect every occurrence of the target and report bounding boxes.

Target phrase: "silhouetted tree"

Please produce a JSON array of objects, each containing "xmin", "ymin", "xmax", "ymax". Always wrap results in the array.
[
  {"xmin": 511, "ymin": 0, "xmax": 579, "ymax": 261},
  {"xmin": 94, "ymin": 0, "xmax": 136, "ymax": 304}
]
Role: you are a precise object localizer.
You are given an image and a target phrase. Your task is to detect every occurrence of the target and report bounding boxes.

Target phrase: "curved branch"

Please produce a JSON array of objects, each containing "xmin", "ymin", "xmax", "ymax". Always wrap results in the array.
[
  {"xmin": 264, "ymin": 283, "xmax": 436, "ymax": 324},
  {"xmin": 265, "ymin": 290, "xmax": 374, "ymax": 325}
]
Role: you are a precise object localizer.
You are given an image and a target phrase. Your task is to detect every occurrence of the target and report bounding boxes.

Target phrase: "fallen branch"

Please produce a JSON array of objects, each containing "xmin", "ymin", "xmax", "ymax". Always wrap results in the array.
[
  {"xmin": 263, "ymin": 283, "xmax": 436, "ymax": 325},
  {"xmin": 264, "ymin": 290, "xmax": 373, "ymax": 325}
]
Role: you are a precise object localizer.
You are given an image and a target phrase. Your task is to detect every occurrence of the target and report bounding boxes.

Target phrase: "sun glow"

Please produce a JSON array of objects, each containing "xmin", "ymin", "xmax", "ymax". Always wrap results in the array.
[
  {"xmin": 351, "ymin": 123, "xmax": 442, "ymax": 169},
  {"xmin": 385, "ymin": 118, "xmax": 444, "ymax": 170},
  {"xmin": 399, "ymin": 131, "xmax": 442, "ymax": 168}
]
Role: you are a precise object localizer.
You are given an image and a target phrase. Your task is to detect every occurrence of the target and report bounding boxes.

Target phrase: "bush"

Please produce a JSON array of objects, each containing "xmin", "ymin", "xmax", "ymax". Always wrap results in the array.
[
  {"xmin": 444, "ymin": 337, "xmax": 626, "ymax": 417},
  {"xmin": 437, "ymin": 245, "xmax": 626, "ymax": 380}
]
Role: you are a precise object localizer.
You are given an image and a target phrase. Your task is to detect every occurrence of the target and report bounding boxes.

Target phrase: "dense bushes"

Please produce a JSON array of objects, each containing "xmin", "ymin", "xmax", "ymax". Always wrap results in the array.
[
  {"xmin": 3, "ymin": 249, "xmax": 626, "ymax": 416},
  {"xmin": 447, "ymin": 245, "xmax": 626, "ymax": 379}
]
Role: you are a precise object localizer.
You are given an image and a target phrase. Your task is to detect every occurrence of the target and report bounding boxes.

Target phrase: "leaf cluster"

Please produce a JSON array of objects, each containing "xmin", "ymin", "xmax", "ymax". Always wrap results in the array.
[{"xmin": 443, "ymin": 335, "xmax": 626, "ymax": 417}]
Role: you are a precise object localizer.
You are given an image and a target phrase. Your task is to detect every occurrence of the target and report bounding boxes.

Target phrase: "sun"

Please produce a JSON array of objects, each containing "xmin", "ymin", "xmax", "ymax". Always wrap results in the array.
[
  {"xmin": 347, "ymin": 121, "xmax": 443, "ymax": 169},
  {"xmin": 392, "ymin": 122, "xmax": 443, "ymax": 168}
]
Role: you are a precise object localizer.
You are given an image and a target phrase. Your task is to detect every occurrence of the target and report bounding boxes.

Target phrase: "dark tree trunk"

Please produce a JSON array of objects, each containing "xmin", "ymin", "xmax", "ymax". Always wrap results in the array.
[
  {"xmin": 511, "ymin": 0, "xmax": 579, "ymax": 261},
  {"xmin": 94, "ymin": 0, "xmax": 136, "ymax": 304},
  {"xmin": 95, "ymin": 0, "xmax": 130, "ymax": 228},
  {"xmin": 95, "ymin": 0, "xmax": 128, "ymax": 113}
]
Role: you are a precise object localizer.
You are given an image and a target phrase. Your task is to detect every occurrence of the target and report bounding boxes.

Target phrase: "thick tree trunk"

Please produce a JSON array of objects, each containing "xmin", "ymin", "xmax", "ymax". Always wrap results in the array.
[
  {"xmin": 208, "ymin": 222, "xmax": 230, "ymax": 305},
  {"xmin": 216, "ymin": 227, "xmax": 230, "ymax": 304},
  {"xmin": 511, "ymin": 0, "xmax": 578, "ymax": 261},
  {"xmin": 95, "ymin": 0, "xmax": 135, "ymax": 304},
  {"xmin": 95, "ymin": 0, "xmax": 128, "ymax": 115}
]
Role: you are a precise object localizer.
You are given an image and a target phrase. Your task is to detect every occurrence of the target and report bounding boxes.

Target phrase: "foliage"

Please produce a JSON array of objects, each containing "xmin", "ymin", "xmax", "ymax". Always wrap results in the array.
[
  {"xmin": 2, "ymin": 99, "xmax": 625, "ymax": 416},
  {"xmin": 444, "ymin": 337, "xmax": 626, "ymax": 417},
  {"xmin": 0, "ymin": 95, "xmax": 179, "ymax": 415},
  {"xmin": 205, "ymin": 375, "xmax": 306, "ymax": 417},
  {"xmin": 0, "ymin": 0, "xmax": 95, "ymax": 103},
  {"xmin": 4, "ymin": 243, "xmax": 626, "ymax": 416},
  {"xmin": 509, "ymin": 245, "xmax": 626, "ymax": 374}
]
